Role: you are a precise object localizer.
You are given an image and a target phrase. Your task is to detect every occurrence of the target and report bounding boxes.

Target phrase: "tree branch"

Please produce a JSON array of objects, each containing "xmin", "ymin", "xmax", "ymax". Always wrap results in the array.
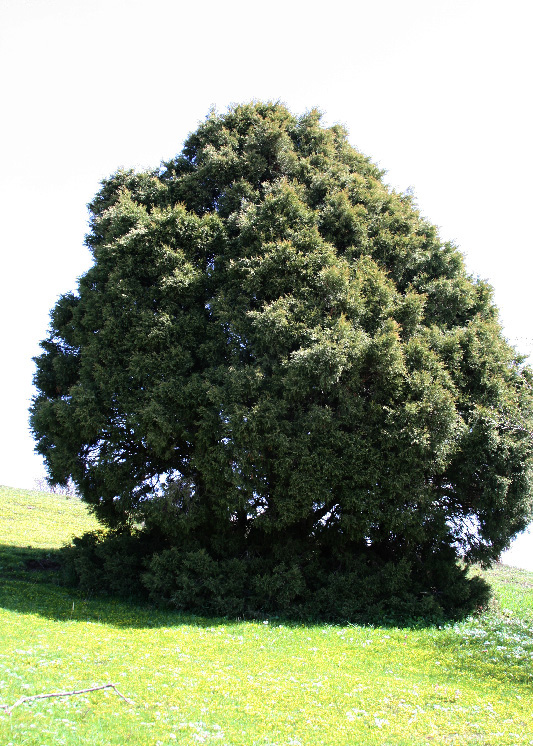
[{"xmin": 1, "ymin": 683, "xmax": 134, "ymax": 714}]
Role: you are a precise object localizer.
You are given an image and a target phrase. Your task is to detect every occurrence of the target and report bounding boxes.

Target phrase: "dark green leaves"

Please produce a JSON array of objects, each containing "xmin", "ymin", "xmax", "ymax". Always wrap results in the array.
[{"xmin": 31, "ymin": 102, "xmax": 533, "ymax": 619}]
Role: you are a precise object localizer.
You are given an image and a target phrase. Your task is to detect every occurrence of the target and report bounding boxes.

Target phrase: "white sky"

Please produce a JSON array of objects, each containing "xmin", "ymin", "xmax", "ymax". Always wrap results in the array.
[{"xmin": 1, "ymin": 0, "xmax": 532, "ymax": 568}]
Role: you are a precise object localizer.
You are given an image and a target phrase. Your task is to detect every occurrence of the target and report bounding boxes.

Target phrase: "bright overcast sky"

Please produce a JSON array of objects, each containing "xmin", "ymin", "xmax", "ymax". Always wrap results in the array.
[{"xmin": 1, "ymin": 0, "xmax": 532, "ymax": 567}]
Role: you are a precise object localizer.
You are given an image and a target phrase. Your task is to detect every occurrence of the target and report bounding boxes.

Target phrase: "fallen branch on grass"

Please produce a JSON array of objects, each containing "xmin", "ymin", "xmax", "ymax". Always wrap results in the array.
[{"xmin": 0, "ymin": 683, "xmax": 134, "ymax": 714}]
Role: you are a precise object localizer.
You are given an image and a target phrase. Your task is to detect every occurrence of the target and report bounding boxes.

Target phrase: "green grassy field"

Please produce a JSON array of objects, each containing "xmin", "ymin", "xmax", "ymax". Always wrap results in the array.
[{"xmin": 1, "ymin": 484, "xmax": 532, "ymax": 745}]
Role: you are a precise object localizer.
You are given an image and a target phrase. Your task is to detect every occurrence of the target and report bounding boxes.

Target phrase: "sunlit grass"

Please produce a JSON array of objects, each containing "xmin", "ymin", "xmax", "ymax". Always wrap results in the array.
[
  {"xmin": 1, "ymin": 485, "xmax": 533, "ymax": 745},
  {"xmin": 0, "ymin": 486, "xmax": 100, "ymax": 549},
  {"xmin": 483, "ymin": 563, "xmax": 533, "ymax": 620}
]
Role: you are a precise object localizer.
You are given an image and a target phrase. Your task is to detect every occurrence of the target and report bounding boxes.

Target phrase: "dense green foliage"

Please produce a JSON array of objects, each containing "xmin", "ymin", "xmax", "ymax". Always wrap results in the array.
[{"xmin": 30, "ymin": 103, "xmax": 533, "ymax": 619}]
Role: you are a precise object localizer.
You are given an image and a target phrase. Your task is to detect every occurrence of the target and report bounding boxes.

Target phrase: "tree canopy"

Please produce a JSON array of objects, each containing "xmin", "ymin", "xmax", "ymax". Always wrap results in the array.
[{"xmin": 31, "ymin": 102, "xmax": 533, "ymax": 621}]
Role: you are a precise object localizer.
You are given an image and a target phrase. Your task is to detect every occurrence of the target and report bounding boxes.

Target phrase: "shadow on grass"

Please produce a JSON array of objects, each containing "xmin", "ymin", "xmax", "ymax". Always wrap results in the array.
[
  {"xmin": 0, "ymin": 544, "xmax": 63, "ymax": 582},
  {"xmin": 2, "ymin": 541, "xmax": 533, "ymax": 698},
  {"xmin": 0, "ymin": 542, "xmax": 228, "ymax": 630},
  {"xmin": 2, "ymin": 549, "xmax": 532, "ymax": 696},
  {"xmin": 0, "ymin": 543, "xmax": 512, "ymax": 638},
  {"xmin": 0, "ymin": 541, "xmax": 451, "ymax": 633},
  {"xmin": 427, "ymin": 621, "xmax": 533, "ymax": 689}
]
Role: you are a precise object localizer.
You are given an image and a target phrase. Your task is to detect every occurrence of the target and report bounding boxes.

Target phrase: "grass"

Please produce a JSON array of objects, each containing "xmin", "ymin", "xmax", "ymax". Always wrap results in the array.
[{"xmin": 1, "ymin": 485, "xmax": 532, "ymax": 745}]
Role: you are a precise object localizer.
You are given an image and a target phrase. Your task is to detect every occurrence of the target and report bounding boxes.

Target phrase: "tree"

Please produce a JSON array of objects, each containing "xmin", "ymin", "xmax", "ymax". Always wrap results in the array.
[
  {"xmin": 34, "ymin": 475, "xmax": 78, "ymax": 497},
  {"xmin": 30, "ymin": 103, "xmax": 533, "ymax": 621}
]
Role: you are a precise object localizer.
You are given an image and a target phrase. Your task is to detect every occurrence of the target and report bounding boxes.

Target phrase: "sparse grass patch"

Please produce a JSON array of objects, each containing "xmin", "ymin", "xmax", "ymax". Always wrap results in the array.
[{"xmin": 1, "ymin": 485, "xmax": 533, "ymax": 745}]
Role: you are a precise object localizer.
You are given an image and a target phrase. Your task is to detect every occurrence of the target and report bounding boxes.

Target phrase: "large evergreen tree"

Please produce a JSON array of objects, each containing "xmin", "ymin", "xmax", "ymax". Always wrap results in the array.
[{"xmin": 31, "ymin": 103, "xmax": 533, "ymax": 620}]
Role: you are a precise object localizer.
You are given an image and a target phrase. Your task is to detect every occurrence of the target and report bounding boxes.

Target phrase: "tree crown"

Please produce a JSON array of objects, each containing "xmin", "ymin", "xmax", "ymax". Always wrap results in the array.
[{"xmin": 31, "ymin": 103, "xmax": 533, "ymax": 620}]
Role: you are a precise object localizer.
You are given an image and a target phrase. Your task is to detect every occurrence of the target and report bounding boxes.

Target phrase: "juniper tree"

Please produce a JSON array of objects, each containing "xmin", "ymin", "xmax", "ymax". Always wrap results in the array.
[{"xmin": 31, "ymin": 103, "xmax": 533, "ymax": 620}]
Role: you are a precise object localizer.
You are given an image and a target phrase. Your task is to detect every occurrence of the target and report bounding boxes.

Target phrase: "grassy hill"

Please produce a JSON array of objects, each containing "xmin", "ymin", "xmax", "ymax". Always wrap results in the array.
[{"xmin": 1, "ymin": 484, "xmax": 533, "ymax": 745}]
